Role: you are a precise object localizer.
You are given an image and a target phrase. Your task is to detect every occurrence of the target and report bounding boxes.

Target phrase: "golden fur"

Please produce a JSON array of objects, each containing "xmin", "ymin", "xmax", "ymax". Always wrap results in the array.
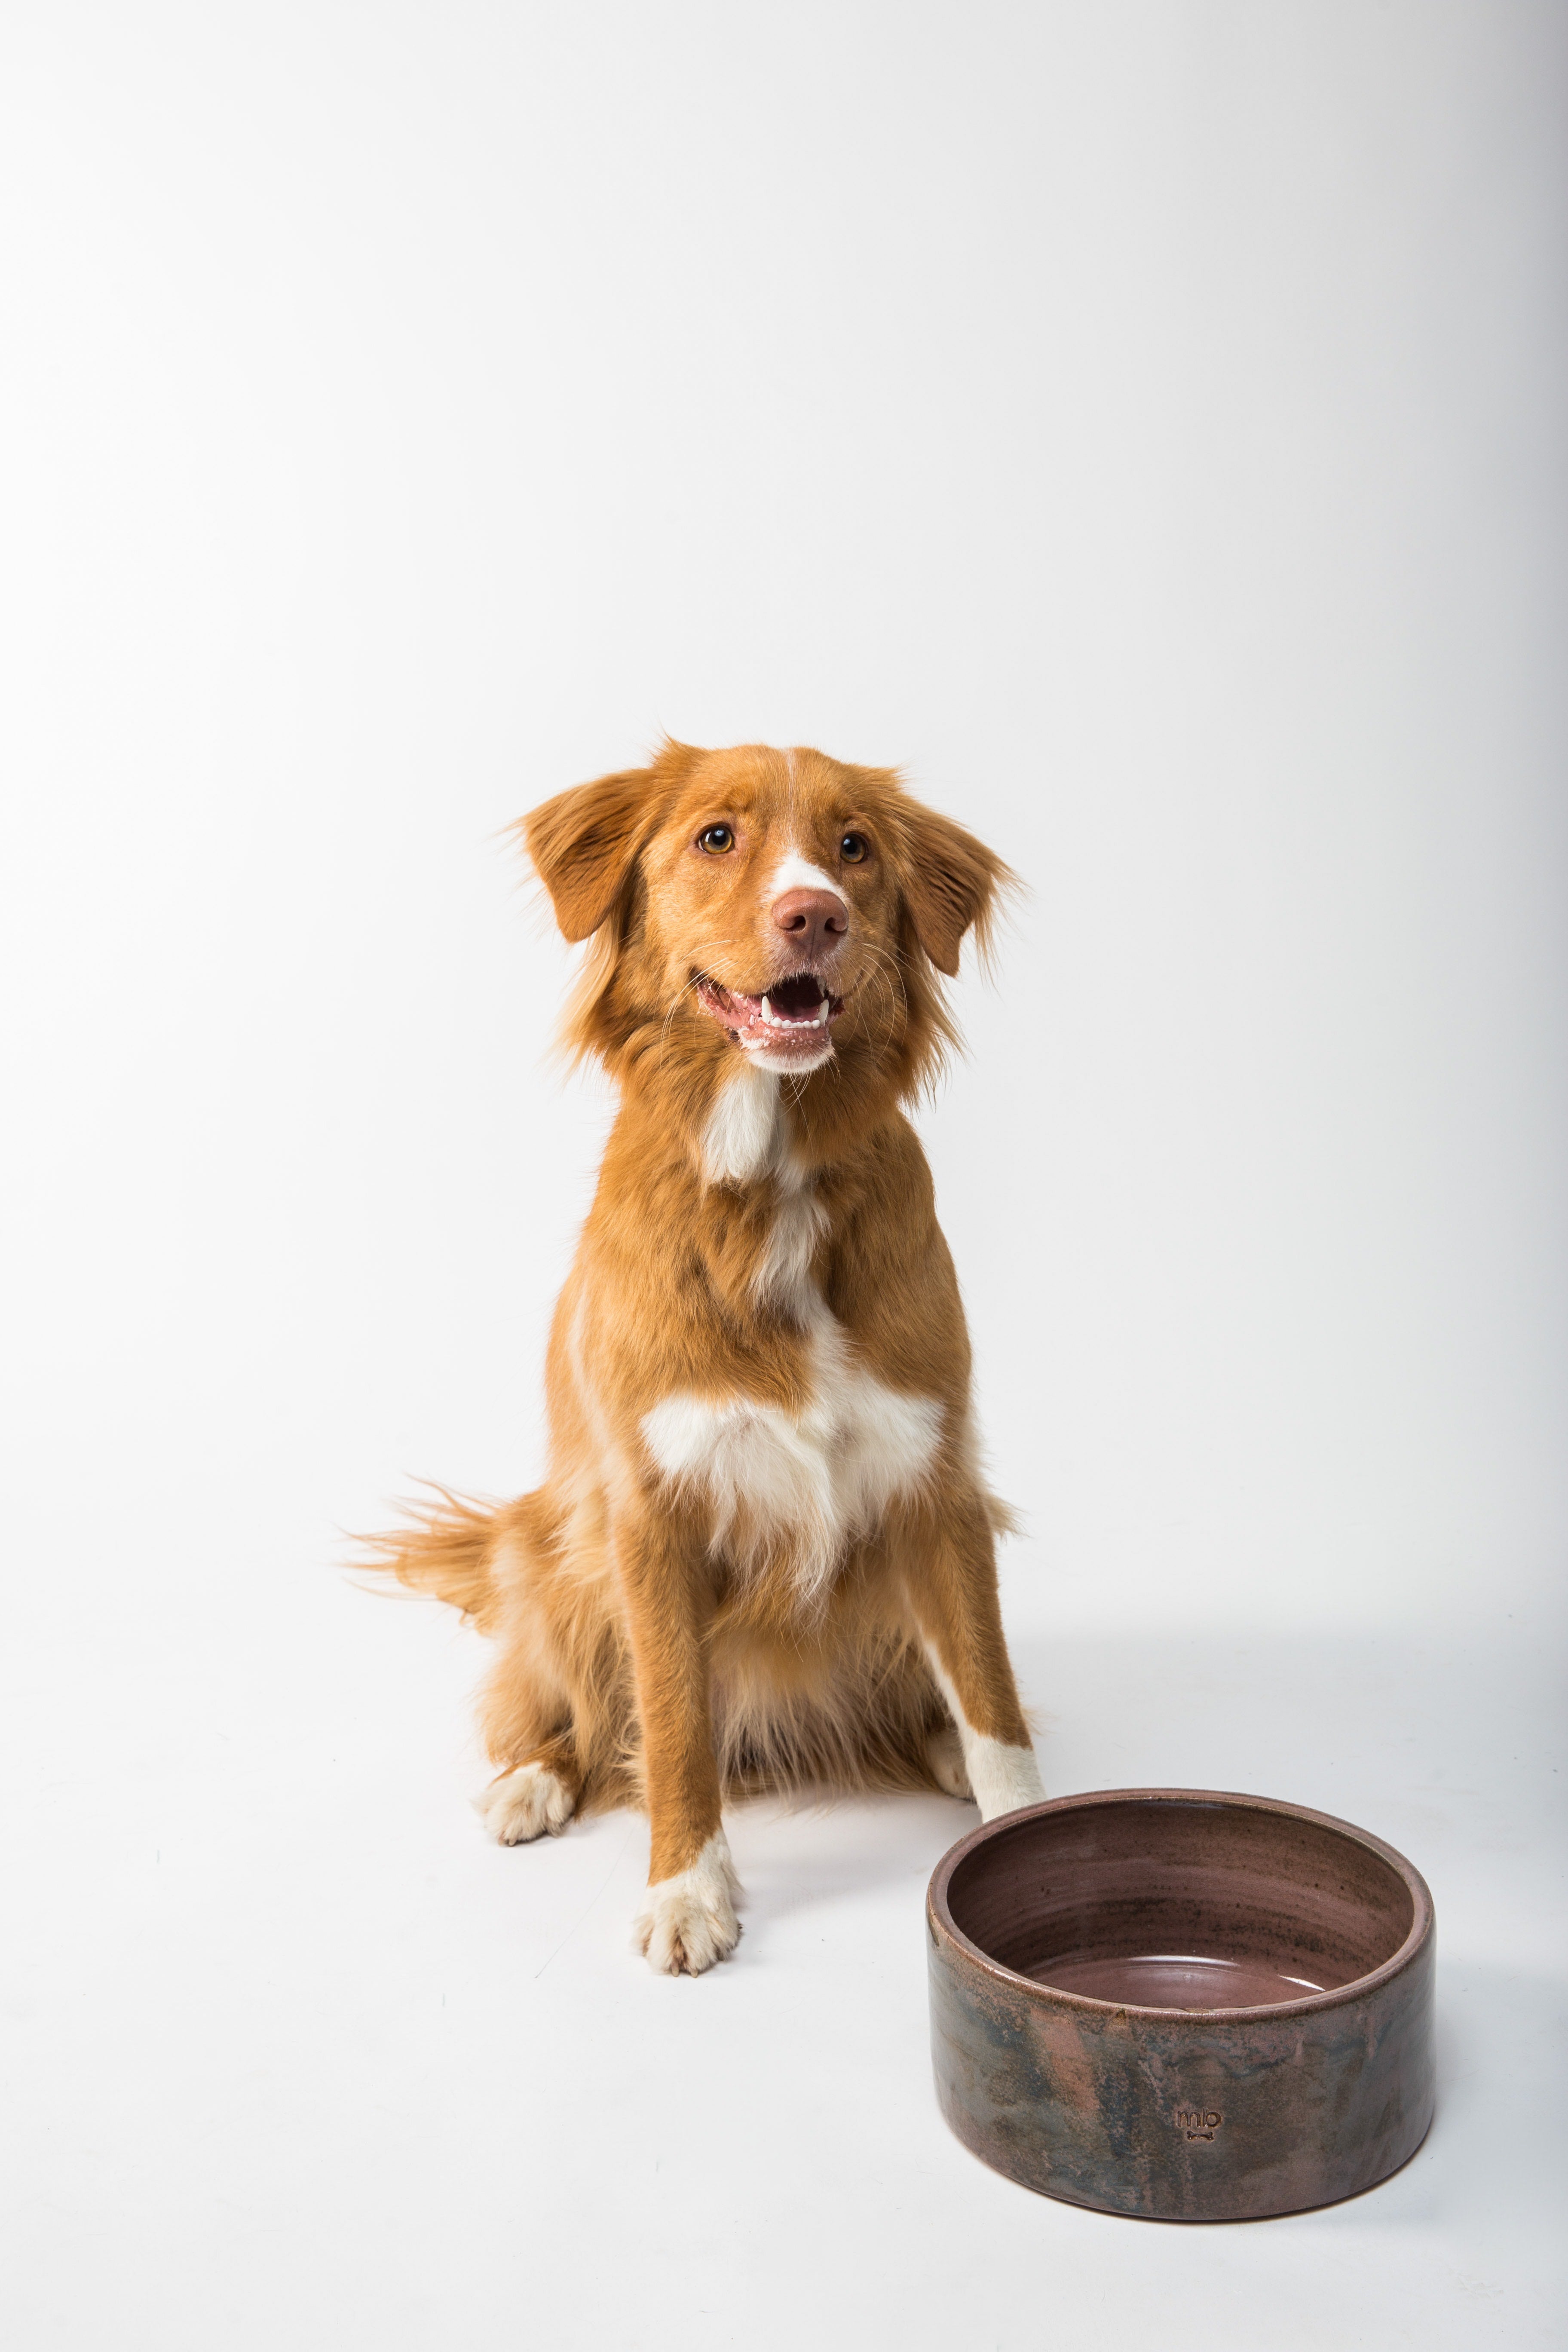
[{"xmin": 365, "ymin": 738, "xmax": 1042, "ymax": 1971}]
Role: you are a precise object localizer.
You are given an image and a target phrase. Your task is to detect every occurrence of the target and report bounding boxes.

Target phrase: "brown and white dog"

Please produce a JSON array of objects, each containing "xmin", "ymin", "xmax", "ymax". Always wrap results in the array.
[{"xmin": 368, "ymin": 738, "xmax": 1044, "ymax": 1972}]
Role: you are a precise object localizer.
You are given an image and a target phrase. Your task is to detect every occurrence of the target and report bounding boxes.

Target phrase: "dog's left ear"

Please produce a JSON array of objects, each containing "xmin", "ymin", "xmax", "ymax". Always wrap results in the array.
[
  {"xmin": 897, "ymin": 802, "xmax": 1013, "ymax": 977},
  {"xmin": 524, "ymin": 767, "xmax": 661, "ymax": 943}
]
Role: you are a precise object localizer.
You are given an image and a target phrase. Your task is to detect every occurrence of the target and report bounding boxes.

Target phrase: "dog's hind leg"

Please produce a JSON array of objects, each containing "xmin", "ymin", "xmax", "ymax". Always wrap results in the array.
[
  {"xmin": 471, "ymin": 1499, "xmax": 588, "ymax": 1844},
  {"xmin": 476, "ymin": 1728, "xmax": 583, "ymax": 1845},
  {"xmin": 476, "ymin": 1629, "xmax": 583, "ymax": 1845},
  {"xmin": 924, "ymin": 1721, "xmax": 974, "ymax": 1800}
]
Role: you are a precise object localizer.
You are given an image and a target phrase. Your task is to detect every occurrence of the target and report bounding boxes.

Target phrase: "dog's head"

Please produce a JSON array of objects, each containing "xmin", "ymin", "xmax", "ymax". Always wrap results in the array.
[{"xmin": 523, "ymin": 739, "xmax": 1011, "ymax": 1099}]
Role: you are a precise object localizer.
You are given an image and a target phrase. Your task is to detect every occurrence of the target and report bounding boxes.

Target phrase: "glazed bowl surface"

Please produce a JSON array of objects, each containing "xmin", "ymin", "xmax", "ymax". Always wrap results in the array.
[{"xmin": 927, "ymin": 1788, "xmax": 1434, "ymax": 2220}]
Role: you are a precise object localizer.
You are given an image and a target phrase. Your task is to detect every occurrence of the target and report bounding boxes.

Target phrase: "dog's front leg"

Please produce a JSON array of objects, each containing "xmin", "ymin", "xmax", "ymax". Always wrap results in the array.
[
  {"xmin": 906, "ymin": 1492, "xmax": 1046, "ymax": 1822},
  {"xmin": 615, "ymin": 1501, "xmax": 741, "ymax": 1976}
]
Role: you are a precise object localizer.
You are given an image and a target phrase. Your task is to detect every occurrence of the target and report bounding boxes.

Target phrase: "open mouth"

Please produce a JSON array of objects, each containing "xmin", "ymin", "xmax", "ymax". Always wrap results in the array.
[{"xmin": 695, "ymin": 971, "xmax": 844, "ymax": 1061}]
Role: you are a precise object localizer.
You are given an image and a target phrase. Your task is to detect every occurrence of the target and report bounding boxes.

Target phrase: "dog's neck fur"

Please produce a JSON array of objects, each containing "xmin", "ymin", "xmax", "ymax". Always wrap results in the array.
[
  {"xmin": 698, "ymin": 1061, "xmax": 788, "ymax": 1188},
  {"xmin": 585, "ymin": 1049, "xmax": 913, "ymax": 1338},
  {"xmin": 613, "ymin": 1029, "xmax": 915, "ymax": 1192}
]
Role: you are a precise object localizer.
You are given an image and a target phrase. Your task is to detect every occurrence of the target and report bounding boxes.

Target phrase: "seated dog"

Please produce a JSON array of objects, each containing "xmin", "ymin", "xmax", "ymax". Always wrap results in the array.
[{"xmin": 368, "ymin": 737, "xmax": 1043, "ymax": 1972}]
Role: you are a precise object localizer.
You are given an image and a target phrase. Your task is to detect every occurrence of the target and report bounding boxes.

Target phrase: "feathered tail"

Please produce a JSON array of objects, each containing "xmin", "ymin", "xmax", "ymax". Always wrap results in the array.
[{"xmin": 357, "ymin": 1485, "xmax": 502, "ymax": 1630}]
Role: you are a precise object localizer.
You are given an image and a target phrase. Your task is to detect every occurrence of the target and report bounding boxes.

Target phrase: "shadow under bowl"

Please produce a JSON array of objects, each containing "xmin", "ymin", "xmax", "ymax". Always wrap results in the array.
[{"xmin": 927, "ymin": 1788, "xmax": 1435, "ymax": 2220}]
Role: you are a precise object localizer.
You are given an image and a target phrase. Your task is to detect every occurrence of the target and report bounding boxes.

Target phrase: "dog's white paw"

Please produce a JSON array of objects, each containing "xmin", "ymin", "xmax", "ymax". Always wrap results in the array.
[
  {"xmin": 927, "ymin": 1724, "xmax": 974, "ymax": 1801},
  {"xmin": 475, "ymin": 1762, "xmax": 576, "ymax": 1846},
  {"xmin": 633, "ymin": 1831, "xmax": 742, "ymax": 1976}
]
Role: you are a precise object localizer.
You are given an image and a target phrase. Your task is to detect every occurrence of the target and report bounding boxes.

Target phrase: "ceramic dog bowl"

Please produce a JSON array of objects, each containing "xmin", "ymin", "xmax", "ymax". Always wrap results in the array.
[{"xmin": 927, "ymin": 1788, "xmax": 1434, "ymax": 2220}]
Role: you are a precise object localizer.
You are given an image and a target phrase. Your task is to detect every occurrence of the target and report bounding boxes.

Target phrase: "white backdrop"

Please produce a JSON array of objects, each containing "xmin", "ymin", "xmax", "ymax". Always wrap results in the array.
[{"xmin": 3, "ymin": 6, "xmax": 1564, "ymax": 2348}]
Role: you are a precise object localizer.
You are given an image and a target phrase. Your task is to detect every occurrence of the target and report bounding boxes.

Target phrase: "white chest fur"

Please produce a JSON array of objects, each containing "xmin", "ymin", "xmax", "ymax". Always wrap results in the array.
[
  {"xmin": 640, "ymin": 1317, "xmax": 942, "ymax": 1604},
  {"xmin": 640, "ymin": 1066, "xmax": 944, "ymax": 1602}
]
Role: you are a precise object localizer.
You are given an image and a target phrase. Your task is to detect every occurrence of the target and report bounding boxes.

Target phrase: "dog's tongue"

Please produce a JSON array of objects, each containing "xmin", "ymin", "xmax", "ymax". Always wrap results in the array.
[
  {"xmin": 766, "ymin": 974, "xmax": 825, "ymax": 1019},
  {"xmin": 697, "ymin": 974, "xmax": 836, "ymax": 1053}
]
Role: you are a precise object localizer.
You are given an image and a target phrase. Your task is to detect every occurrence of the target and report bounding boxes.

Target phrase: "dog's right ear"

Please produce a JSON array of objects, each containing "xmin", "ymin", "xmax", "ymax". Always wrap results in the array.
[{"xmin": 523, "ymin": 768, "xmax": 659, "ymax": 943}]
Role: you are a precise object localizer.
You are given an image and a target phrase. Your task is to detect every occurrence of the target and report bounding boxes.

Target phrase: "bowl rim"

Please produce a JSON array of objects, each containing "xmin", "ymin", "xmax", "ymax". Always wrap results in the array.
[{"xmin": 927, "ymin": 1786, "xmax": 1435, "ymax": 2021}]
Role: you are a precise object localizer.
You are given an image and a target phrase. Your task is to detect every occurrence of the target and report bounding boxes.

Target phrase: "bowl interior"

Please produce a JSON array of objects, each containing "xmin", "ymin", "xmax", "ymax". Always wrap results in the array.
[{"xmin": 944, "ymin": 1797, "xmax": 1416, "ymax": 2010}]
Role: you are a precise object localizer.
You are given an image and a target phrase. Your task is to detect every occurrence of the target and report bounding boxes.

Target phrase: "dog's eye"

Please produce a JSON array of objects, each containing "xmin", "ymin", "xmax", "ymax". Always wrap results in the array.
[
  {"xmin": 697, "ymin": 824, "xmax": 735, "ymax": 855},
  {"xmin": 839, "ymin": 833, "xmax": 868, "ymax": 864}
]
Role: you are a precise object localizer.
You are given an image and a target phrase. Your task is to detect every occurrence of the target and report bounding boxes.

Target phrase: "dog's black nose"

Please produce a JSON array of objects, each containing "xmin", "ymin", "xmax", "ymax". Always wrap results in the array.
[{"xmin": 771, "ymin": 888, "xmax": 848, "ymax": 958}]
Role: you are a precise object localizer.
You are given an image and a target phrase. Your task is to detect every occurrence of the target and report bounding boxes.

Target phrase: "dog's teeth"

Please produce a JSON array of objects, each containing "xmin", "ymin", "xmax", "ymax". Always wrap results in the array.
[
  {"xmin": 815, "ymin": 1001, "xmax": 830, "ymax": 1026},
  {"xmin": 761, "ymin": 995, "xmax": 777, "ymax": 1026}
]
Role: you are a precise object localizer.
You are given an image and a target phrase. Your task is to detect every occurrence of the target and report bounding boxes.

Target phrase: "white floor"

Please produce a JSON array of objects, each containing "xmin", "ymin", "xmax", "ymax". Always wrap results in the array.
[
  {"xmin": 4, "ymin": 1522, "xmax": 1562, "ymax": 2352},
  {"xmin": 3, "ymin": 6, "xmax": 1563, "ymax": 2343}
]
